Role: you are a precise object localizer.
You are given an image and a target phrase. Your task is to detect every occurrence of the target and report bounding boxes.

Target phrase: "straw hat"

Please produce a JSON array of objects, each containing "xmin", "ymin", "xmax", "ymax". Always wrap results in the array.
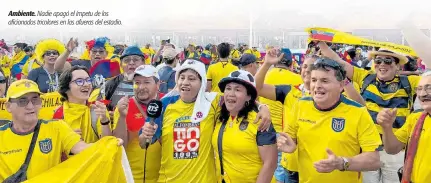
[{"xmin": 368, "ymin": 49, "xmax": 408, "ymax": 65}]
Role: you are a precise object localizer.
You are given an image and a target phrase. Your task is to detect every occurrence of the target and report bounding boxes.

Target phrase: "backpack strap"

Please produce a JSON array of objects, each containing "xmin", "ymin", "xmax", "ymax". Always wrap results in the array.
[
  {"xmin": 217, "ymin": 121, "xmax": 227, "ymax": 183},
  {"xmin": 399, "ymin": 75, "xmax": 413, "ymax": 107},
  {"xmin": 360, "ymin": 74, "xmax": 377, "ymax": 95}
]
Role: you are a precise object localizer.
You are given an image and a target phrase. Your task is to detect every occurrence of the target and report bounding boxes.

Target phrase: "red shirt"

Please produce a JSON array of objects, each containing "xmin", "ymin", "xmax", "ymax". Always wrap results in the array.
[{"xmin": 126, "ymin": 93, "xmax": 164, "ymax": 131}]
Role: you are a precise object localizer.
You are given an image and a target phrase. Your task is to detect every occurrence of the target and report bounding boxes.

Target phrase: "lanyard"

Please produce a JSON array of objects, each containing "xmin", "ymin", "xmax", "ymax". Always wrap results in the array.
[{"xmin": 43, "ymin": 67, "xmax": 58, "ymax": 92}]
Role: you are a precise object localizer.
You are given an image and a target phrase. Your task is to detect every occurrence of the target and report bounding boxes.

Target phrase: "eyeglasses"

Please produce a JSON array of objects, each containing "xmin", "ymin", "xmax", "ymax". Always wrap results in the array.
[
  {"xmin": 123, "ymin": 57, "xmax": 143, "ymax": 64},
  {"xmin": 9, "ymin": 97, "xmax": 42, "ymax": 107},
  {"xmin": 91, "ymin": 49, "xmax": 106, "ymax": 54},
  {"xmin": 71, "ymin": 77, "xmax": 92, "ymax": 86},
  {"xmin": 416, "ymin": 84, "xmax": 431, "ymax": 94},
  {"xmin": 43, "ymin": 51, "xmax": 59, "ymax": 57},
  {"xmin": 375, "ymin": 58, "xmax": 395, "ymax": 65}
]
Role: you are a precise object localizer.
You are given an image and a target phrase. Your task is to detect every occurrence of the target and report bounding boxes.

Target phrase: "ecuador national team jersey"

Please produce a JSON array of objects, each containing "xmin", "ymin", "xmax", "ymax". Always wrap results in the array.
[
  {"xmin": 285, "ymin": 95, "xmax": 382, "ymax": 183},
  {"xmin": 113, "ymin": 96, "xmax": 164, "ymax": 183},
  {"xmin": 230, "ymin": 50, "xmax": 240, "ymax": 60},
  {"xmin": 274, "ymin": 84, "xmax": 308, "ymax": 172},
  {"xmin": 0, "ymin": 120, "xmax": 81, "ymax": 181},
  {"xmin": 259, "ymin": 68, "xmax": 303, "ymax": 132},
  {"xmin": 352, "ymin": 67, "xmax": 420, "ymax": 133},
  {"xmin": 395, "ymin": 110, "xmax": 431, "ymax": 183},
  {"xmin": 152, "ymin": 94, "xmax": 222, "ymax": 183},
  {"xmin": 212, "ymin": 111, "xmax": 277, "ymax": 183},
  {"xmin": 207, "ymin": 62, "xmax": 238, "ymax": 93}
]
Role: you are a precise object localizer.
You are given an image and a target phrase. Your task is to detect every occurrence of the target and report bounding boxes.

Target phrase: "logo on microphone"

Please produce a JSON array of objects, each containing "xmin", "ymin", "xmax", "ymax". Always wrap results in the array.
[{"xmin": 147, "ymin": 103, "xmax": 159, "ymax": 116}]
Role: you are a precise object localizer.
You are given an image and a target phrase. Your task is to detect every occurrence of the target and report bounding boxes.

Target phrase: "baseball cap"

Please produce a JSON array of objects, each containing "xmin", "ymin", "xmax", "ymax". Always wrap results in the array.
[
  {"xmin": 239, "ymin": 54, "xmax": 257, "ymax": 66},
  {"xmin": 162, "ymin": 48, "xmax": 178, "ymax": 60},
  {"xmin": 133, "ymin": 65, "xmax": 160, "ymax": 80},
  {"xmin": 6, "ymin": 79, "xmax": 42, "ymax": 101}
]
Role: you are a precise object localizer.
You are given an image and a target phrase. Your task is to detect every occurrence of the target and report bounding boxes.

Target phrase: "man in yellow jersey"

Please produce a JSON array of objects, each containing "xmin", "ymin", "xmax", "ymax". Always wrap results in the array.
[
  {"xmin": 239, "ymin": 54, "xmax": 259, "ymax": 76},
  {"xmin": 318, "ymin": 42, "xmax": 420, "ymax": 183},
  {"xmin": 229, "ymin": 43, "xmax": 241, "ymax": 63},
  {"xmin": 21, "ymin": 46, "xmax": 42, "ymax": 79},
  {"xmin": 378, "ymin": 72, "xmax": 431, "ymax": 183},
  {"xmin": 256, "ymin": 48, "xmax": 305, "ymax": 183},
  {"xmin": 141, "ymin": 44, "xmax": 156, "ymax": 65},
  {"xmin": 243, "ymin": 44, "xmax": 253, "ymax": 54},
  {"xmin": 252, "ymin": 46, "xmax": 262, "ymax": 61},
  {"xmin": 206, "ymin": 43, "xmax": 239, "ymax": 92},
  {"xmin": 0, "ymin": 79, "xmax": 98, "ymax": 181},
  {"xmin": 114, "ymin": 65, "xmax": 163, "ymax": 183},
  {"xmin": 277, "ymin": 58, "xmax": 382, "ymax": 183}
]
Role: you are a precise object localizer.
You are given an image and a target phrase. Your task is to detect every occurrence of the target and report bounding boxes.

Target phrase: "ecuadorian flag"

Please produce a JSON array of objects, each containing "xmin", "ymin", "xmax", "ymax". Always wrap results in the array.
[
  {"xmin": 200, "ymin": 52, "xmax": 211, "ymax": 65},
  {"xmin": 310, "ymin": 30, "xmax": 335, "ymax": 42},
  {"xmin": 89, "ymin": 59, "xmax": 121, "ymax": 79}
]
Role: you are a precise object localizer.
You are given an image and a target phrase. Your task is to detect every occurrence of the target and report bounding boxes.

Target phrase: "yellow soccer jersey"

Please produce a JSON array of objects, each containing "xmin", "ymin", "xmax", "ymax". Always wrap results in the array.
[
  {"xmin": 352, "ymin": 67, "xmax": 420, "ymax": 134},
  {"xmin": 395, "ymin": 110, "xmax": 431, "ymax": 183},
  {"xmin": 212, "ymin": 111, "xmax": 277, "ymax": 183},
  {"xmin": 230, "ymin": 50, "xmax": 240, "ymax": 60},
  {"xmin": 285, "ymin": 95, "xmax": 382, "ymax": 183},
  {"xmin": 0, "ymin": 120, "xmax": 81, "ymax": 181},
  {"xmin": 275, "ymin": 85, "xmax": 308, "ymax": 172},
  {"xmin": 207, "ymin": 62, "xmax": 238, "ymax": 93},
  {"xmin": 113, "ymin": 108, "xmax": 161, "ymax": 183},
  {"xmin": 243, "ymin": 49, "xmax": 253, "ymax": 54},
  {"xmin": 155, "ymin": 94, "xmax": 222, "ymax": 183},
  {"xmin": 260, "ymin": 68, "xmax": 303, "ymax": 132},
  {"xmin": 252, "ymin": 50, "xmax": 261, "ymax": 60},
  {"xmin": 0, "ymin": 55, "xmax": 11, "ymax": 77},
  {"xmin": 141, "ymin": 48, "xmax": 156, "ymax": 65}
]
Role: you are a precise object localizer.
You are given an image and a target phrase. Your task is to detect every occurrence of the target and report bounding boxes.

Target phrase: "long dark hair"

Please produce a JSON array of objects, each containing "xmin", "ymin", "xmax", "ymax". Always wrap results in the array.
[
  {"xmin": 218, "ymin": 83, "xmax": 257, "ymax": 123},
  {"xmin": 58, "ymin": 65, "xmax": 90, "ymax": 102}
]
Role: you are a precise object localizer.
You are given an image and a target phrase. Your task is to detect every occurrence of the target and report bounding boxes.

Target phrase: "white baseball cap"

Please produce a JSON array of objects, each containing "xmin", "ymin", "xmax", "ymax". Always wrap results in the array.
[{"xmin": 133, "ymin": 65, "xmax": 160, "ymax": 80}]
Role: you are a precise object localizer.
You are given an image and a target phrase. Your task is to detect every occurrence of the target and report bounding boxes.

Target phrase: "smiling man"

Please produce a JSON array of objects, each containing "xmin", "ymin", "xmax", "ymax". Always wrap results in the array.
[
  {"xmin": 0, "ymin": 79, "xmax": 94, "ymax": 181},
  {"xmin": 318, "ymin": 42, "xmax": 421, "ymax": 183},
  {"xmin": 277, "ymin": 58, "xmax": 382, "ymax": 183}
]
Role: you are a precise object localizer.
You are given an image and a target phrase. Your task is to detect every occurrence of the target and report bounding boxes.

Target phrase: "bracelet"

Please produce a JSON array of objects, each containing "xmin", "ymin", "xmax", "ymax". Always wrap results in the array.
[
  {"xmin": 101, "ymin": 120, "xmax": 110, "ymax": 126},
  {"xmin": 258, "ymin": 104, "xmax": 268, "ymax": 111}
]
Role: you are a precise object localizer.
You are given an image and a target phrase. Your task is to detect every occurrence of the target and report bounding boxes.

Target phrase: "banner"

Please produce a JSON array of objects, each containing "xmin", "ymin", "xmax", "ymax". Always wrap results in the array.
[
  {"xmin": 0, "ymin": 92, "xmax": 63, "ymax": 121},
  {"xmin": 306, "ymin": 27, "xmax": 418, "ymax": 57},
  {"xmin": 24, "ymin": 136, "xmax": 133, "ymax": 183}
]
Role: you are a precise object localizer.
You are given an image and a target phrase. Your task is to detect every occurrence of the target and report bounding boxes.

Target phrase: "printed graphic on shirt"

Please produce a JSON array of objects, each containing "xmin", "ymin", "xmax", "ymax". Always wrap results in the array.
[{"xmin": 173, "ymin": 121, "xmax": 200, "ymax": 159}]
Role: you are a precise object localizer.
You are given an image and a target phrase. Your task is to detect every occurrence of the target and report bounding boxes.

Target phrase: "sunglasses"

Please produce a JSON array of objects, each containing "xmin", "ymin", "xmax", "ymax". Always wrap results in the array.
[
  {"xmin": 374, "ymin": 58, "xmax": 395, "ymax": 65},
  {"xmin": 314, "ymin": 58, "xmax": 342, "ymax": 69},
  {"xmin": 123, "ymin": 57, "xmax": 143, "ymax": 64},
  {"xmin": 9, "ymin": 97, "xmax": 42, "ymax": 107},
  {"xmin": 71, "ymin": 77, "xmax": 92, "ymax": 86},
  {"xmin": 91, "ymin": 49, "xmax": 106, "ymax": 54},
  {"xmin": 44, "ymin": 51, "xmax": 59, "ymax": 57}
]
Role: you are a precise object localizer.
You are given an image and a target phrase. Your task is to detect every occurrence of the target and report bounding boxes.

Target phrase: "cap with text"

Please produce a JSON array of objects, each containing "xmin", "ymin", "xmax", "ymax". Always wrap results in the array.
[{"xmin": 6, "ymin": 79, "xmax": 42, "ymax": 101}]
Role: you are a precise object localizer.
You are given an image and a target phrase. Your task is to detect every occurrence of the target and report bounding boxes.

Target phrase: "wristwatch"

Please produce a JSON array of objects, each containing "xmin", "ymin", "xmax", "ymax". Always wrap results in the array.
[{"xmin": 340, "ymin": 157, "xmax": 350, "ymax": 171}]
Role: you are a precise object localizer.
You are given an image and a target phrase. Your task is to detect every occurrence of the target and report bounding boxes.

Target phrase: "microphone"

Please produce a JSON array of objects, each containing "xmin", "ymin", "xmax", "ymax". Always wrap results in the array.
[{"xmin": 145, "ymin": 99, "xmax": 163, "ymax": 149}]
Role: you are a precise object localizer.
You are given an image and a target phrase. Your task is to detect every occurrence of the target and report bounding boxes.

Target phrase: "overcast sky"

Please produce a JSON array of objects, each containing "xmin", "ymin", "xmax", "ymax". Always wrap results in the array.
[{"xmin": 0, "ymin": 0, "xmax": 429, "ymax": 38}]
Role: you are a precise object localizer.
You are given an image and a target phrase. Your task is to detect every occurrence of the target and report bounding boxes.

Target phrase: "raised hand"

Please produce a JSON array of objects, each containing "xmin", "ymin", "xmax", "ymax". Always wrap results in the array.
[
  {"xmin": 377, "ymin": 108, "xmax": 397, "ymax": 129},
  {"xmin": 264, "ymin": 48, "xmax": 284, "ymax": 65},
  {"xmin": 92, "ymin": 101, "xmax": 109, "ymax": 123},
  {"xmin": 117, "ymin": 96, "xmax": 129, "ymax": 116},
  {"xmin": 66, "ymin": 38, "xmax": 78, "ymax": 52}
]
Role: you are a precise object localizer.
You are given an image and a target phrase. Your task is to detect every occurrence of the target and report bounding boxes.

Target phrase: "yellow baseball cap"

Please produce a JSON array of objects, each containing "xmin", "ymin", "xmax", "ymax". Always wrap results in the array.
[{"xmin": 6, "ymin": 79, "xmax": 42, "ymax": 101}]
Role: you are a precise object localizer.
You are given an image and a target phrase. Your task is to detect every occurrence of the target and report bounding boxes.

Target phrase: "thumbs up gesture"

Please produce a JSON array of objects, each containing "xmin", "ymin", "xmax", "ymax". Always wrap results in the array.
[
  {"xmin": 313, "ymin": 148, "xmax": 344, "ymax": 173},
  {"xmin": 377, "ymin": 108, "xmax": 397, "ymax": 129}
]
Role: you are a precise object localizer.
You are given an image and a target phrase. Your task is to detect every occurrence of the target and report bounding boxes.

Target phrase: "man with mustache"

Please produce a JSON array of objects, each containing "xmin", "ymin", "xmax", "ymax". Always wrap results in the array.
[
  {"xmin": 113, "ymin": 65, "xmax": 164, "ymax": 183},
  {"xmin": 318, "ymin": 42, "xmax": 420, "ymax": 183},
  {"xmin": 378, "ymin": 71, "xmax": 431, "ymax": 183}
]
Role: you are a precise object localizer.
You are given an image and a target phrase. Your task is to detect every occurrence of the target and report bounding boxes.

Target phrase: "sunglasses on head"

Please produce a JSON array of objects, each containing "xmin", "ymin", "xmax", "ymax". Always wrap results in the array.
[
  {"xmin": 9, "ymin": 97, "xmax": 42, "ymax": 107},
  {"xmin": 314, "ymin": 58, "xmax": 342, "ymax": 69},
  {"xmin": 374, "ymin": 58, "xmax": 395, "ymax": 65},
  {"xmin": 71, "ymin": 77, "xmax": 92, "ymax": 86},
  {"xmin": 43, "ymin": 51, "xmax": 59, "ymax": 57}
]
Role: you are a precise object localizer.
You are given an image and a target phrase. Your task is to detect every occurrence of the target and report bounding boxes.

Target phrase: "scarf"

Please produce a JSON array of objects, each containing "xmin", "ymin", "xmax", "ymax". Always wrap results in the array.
[
  {"xmin": 63, "ymin": 101, "xmax": 100, "ymax": 143},
  {"xmin": 167, "ymin": 59, "xmax": 218, "ymax": 123},
  {"xmin": 401, "ymin": 112, "xmax": 427, "ymax": 183}
]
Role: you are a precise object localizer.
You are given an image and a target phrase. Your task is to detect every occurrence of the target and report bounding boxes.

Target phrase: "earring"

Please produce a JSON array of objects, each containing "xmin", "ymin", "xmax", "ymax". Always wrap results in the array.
[{"xmin": 245, "ymin": 101, "xmax": 249, "ymax": 106}]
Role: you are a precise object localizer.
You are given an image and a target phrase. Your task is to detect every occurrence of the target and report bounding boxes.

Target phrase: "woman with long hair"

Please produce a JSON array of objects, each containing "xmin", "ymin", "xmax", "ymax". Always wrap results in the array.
[
  {"xmin": 139, "ymin": 60, "xmax": 272, "ymax": 183},
  {"xmin": 214, "ymin": 70, "xmax": 278, "ymax": 183}
]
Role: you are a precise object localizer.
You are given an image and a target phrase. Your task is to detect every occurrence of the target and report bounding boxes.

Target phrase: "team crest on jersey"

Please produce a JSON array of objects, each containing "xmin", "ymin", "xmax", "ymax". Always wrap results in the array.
[
  {"xmin": 239, "ymin": 120, "xmax": 249, "ymax": 131},
  {"xmin": 331, "ymin": 118, "xmax": 345, "ymax": 132},
  {"xmin": 39, "ymin": 138, "xmax": 53, "ymax": 154},
  {"xmin": 388, "ymin": 83, "xmax": 398, "ymax": 92}
]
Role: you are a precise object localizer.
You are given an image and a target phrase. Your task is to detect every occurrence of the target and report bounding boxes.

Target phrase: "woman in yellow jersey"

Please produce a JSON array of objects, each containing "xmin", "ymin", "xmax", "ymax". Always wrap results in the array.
[
  {"xmin": 55, "ymin": 65, "xmax": 112, "ymax": 144},
  {"xmin": 213, "ymin": 70, "xmax": 277, "ymax": 183},
  {"xmin": 139, "ymin": 60, "xmax": 272, "ymax": 183}
]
